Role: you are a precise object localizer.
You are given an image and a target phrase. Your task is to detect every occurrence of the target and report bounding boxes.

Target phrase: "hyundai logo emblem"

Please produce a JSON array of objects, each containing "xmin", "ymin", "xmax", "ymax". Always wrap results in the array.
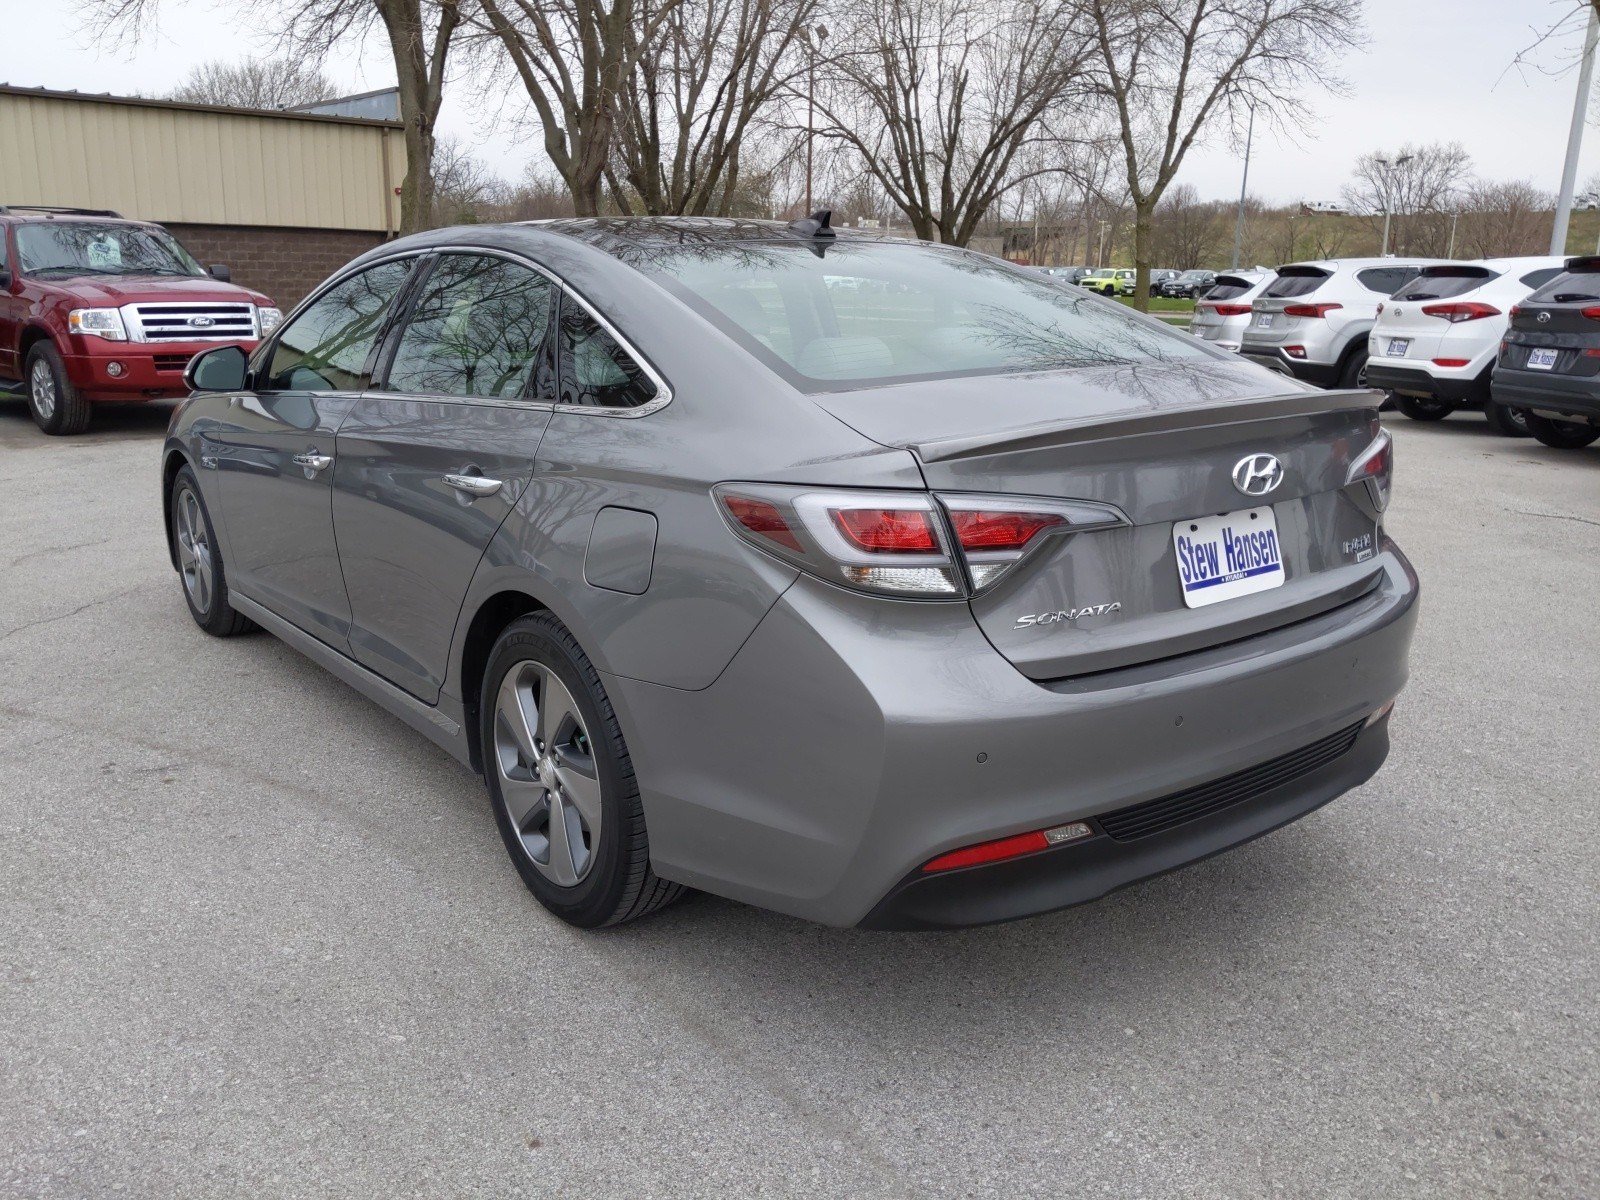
[
  {"xmin": 1232, "ymin": 453, "xmax": 1284, "ymax": 497},
  {"xmin": 187, "ymin": 315, "xmax": 216, "ymax": 328},
  {"xmin": 1536, "ymin": 311, "xmax": 1551, "ymax": 324}
]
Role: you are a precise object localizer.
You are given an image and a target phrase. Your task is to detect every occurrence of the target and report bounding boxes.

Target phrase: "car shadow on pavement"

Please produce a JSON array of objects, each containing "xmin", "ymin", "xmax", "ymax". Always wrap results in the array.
[{"xmin": 0, "ymin": 396, "xmax": 177, "ymax": 444}]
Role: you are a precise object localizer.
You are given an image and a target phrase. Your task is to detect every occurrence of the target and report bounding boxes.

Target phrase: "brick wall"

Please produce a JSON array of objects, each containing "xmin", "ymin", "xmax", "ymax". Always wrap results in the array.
[{"xmin": 163, "ymin": 224, "xmax": 388, "ymax": 309}]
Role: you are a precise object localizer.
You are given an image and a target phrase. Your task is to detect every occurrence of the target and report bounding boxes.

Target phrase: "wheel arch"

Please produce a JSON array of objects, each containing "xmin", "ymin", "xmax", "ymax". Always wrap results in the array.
[
  {"xmin": 160, "ymin": 445, "xmax": 194, "ymax": 571},
  {"xmin": 458, "ymin": 589, "xmax": 553, "ymax": 775}
]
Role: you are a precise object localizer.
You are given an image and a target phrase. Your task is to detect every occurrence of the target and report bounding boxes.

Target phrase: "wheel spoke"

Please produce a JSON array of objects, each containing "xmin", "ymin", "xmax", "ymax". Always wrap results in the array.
[
  {"xmin": 495, "ymin": 669, "xmax": 540, "ymax": 760},
  {"xmin": 545, "ymin": 792, "xmax": 580, "ymax": 886},
  {"xmin": 553, "ymin": 747, "xmax": 602, "ymax": 828},
  {"xmin": 500, "ymin": 775, "xmax": 548, "ymax": 833},
  {"xmin": 536, "ymin": 672, "xmax": 581, "ymax": 751}
]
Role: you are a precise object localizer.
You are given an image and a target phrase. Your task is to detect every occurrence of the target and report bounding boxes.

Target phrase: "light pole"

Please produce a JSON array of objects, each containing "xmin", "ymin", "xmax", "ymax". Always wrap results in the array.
[
  {"xmin": 803, "ymin": 23, "xmax": 829, "ymax": 215},
  {"xmin": 1447, "ymin": 209, "xmax": 1460, "ymax": 259},
  {"xmin": 1552, "ymin": 5, "xmax": 1598, "ymax": 254},
  {"xmin": 1231, "ymin": 100, "xmax": 1256, "ymax": 271},
  {"xmin": 1376, "ymin": 154, "xmax": 1413, "ymax": 256}
]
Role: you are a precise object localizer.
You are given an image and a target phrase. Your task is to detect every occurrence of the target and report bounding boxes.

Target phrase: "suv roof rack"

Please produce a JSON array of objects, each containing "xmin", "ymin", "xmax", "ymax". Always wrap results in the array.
[{"xmin": 0, "ymin": 205, "xmax": 124, "ymax": 218}]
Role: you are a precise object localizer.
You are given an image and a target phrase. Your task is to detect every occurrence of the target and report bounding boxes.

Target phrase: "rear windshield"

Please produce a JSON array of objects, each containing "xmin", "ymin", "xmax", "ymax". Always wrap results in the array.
[
  {"xmin": 631, "ymin": 240, "xmax": 1209, "ymax": 391},
  {"xmin": 1392, "ymin": 269, "xmax": 1497, "ymax": 301},
  {"xmin": 1204, "ymin": 275, "xmax": 1260, "ymax": 300},
  {"xmin": 1529, "ymin": 271, "xmax": 1600, "ymax": 304},
  {"xmin": 15, "ymin": 222, "xmax": 205, "ymax": 279},
  {"xmin": 1262, "ymin": 267, "xmax": 1329, "ymax": 299},
  {"xmin": 1519, "ymin": 267, "xmax": 1563, "ymax": 290}
]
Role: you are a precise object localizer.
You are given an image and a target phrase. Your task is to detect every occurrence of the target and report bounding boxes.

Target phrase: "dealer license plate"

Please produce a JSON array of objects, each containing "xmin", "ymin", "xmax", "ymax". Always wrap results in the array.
[
  {"xmin": 1387, "ymin": 338, "xmax": 1410, "ymax": 356},
  {"xmin": 1173, "ymin": 507, "xmax": 1286, "ymax": 609},
  {"xmin": 1527, "ymin": 348, "xmax": 1559, "ymax": 370},
  {"xmin": 1255, "ymin": 313, "xmax": 1274, "ymax": 328}
]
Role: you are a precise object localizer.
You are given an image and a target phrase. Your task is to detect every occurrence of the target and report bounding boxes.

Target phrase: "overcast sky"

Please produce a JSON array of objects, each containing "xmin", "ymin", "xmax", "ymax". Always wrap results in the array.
[{"xmin": 9, "ymin": 0, "xmax": 1596, "ymax": 205}]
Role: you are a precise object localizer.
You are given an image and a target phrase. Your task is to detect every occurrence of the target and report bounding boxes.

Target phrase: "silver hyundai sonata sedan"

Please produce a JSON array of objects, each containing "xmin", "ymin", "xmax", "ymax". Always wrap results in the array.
[{"xmin": 163, "ymin": 215, "xmax": 1417, "ymax": 929}]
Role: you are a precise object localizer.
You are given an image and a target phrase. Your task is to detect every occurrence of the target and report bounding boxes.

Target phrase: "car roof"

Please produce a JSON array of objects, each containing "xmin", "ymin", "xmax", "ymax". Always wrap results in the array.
[
  {"xmin": 1278, "ymin": 257, "xmax": 1448, "ymax": 272},
  {"xmin": 523, "ymin": 216, "xmax": 912, "ymax": 252},
  {"xmin": 0, "ymin": 210, "xmax": 154, "ymax": 229}
]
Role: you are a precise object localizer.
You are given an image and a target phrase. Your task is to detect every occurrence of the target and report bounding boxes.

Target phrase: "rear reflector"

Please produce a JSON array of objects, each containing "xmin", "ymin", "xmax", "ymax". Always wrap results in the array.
[
  {"xmin": 920, "ymin": 821, "xmax": 1093, "ymax": 873},
  {"xmin": 1283, "ymin": 302, "xmax": 1343, "ymax": 318},
  {"xmin": 1366, "ymin": 699, "xmax": 1396, "ymax": 727},
  {"xmin": 1431, "ymin": 358, "xmax": 1470, "ymax": 368},
  {"xmin": 1284, "ymin": 345, "xmax": 1307, "ymax": 358},
  {"xmin": 831, "ymin": 507, "xmax": 941, "ymax": 553}
]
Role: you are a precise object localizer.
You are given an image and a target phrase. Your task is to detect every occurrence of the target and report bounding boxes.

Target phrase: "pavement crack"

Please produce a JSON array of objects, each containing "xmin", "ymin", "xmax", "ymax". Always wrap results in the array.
[
  {"xmin": 0, "ymin": 585, "xmax": 150, "ymax": 644},
  {"xmin": 9, "ymin": 535, "xmax": 117, "ymax": 569},
  {"xmin": 1511, "ymin": 508, "xmax": 1600, "ymax": 530}
]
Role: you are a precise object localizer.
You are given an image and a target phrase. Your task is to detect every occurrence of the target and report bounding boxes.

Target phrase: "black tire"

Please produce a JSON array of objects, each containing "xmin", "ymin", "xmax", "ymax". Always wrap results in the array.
[
  {"xmin": 169, "ymin": 465, "xmax": 253, "ymax": 637},
  {"xmin": 25, "ymin": 341, "xmax": 92, "ymax": 435},
  {"xmin": 1396, "ymin": 394, "xmax": 1456, "ymax": 422},
  {"xmin": 1483, "ymin": 401, "xmax": 1531, "ymax": 438},
  {"xmin": 481, "ymin": 612, "xmax": 685, "ymax": 928},
  {"xmin": 1339, "ymin": 346, "xmax": 1369, "ymax": 389},
  {"xmin": 1524, "ymin": 411, "xmax": 1600, "ymax": 449}
]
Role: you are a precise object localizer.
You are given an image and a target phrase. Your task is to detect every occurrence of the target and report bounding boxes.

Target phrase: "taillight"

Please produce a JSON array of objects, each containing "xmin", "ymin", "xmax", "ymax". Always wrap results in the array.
[
  {"xmin": 1211, "ymin": 303, "xmax": 1251, "ymax": 316},
  {"xmin": 1284, "ymin": 345, "xmax": 1307, "ymax": 358},
  {"xmin": 1421, "ymin": 301, "xmax": 1501, "ymax": 323},
  {"xmin": 714, "ymin": 485, "xmax": 1124, "ymax": 598},
  {"xmin": 1582, "ymin": 305, "xmax": 1600, "ymax": 320},
  {"xmin": 1509, "ymin": 305, "xmax": 1522, "ymax": 319},
  {"xmin": 1431, "ymin": 358, "xmax": 1470, "ymax": 368},
  {"xmin": 1346, "ymin": 429, "xmax": 1393, "ymax": 512},
  {"xmin": 1282, "ymin": 302, "xmax": 1343, "ymax": 318}
]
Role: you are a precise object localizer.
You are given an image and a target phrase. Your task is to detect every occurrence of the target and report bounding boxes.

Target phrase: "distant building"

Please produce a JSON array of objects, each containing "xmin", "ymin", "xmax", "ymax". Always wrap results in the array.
[
  {"xmin": 0, "ymin": 84, "xmax": 405, "ymax": 305},
  {"xmin": 290, "ymin": 87, "xmax": 402, "ymax": 123},
  {"xmin": 1301, "ymin": 200, "xmax": 1350, "ymax": 215}
]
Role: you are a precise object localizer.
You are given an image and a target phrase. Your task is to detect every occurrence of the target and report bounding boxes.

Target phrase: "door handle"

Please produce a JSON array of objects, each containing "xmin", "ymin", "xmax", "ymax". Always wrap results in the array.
[
  {"xmin": 444, "ymin": 472, "xmax": 503, "ymax": 498},
  {"xmin": 292, "ymin": 451, "xmax": 333, "ymax": 473}
]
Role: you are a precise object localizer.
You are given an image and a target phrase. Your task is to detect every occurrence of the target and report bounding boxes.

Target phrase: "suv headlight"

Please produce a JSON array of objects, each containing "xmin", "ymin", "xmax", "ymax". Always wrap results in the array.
[
  {"xmin": 68, "ymin": 308, "xmax": 128, "ymax": 342},
  {"xmin": 256, "ymin": 306, "xmax": 284, "ymax": 335}
]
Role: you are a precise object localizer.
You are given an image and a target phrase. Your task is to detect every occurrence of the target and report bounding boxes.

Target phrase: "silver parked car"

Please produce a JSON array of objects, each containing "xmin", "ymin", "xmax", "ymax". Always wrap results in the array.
[{"xmin": 163, "ymin": 216, "xmax": 1418, "ymax": 930}]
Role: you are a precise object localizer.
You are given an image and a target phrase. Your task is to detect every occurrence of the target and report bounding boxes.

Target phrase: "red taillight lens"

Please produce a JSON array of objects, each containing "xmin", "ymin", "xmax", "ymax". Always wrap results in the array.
[
  {"xmin": 1211, "ymin": 303, "xmax": 1252, "ymax": 317},
  {"xmin": 1421, "ymin": 301, "xmax": 1501, "ymax": 323},
  {"xmin": 921, "ymin": 820, "xmax": 1094, "ymax": 873},
  {"xmin": 1431, "ymin": 358, "xmax": 1470, "ymax": 368},
  {"xmin": 1509, "ymin": 305, "xmax": 1522, "ymax": 319},
  {"xmin": 1582, "ymin": 305, "xmax": 1600, "ymax": 320},
  {"xmin": 1346, "ymin": 429, "xmax": 1393, "ymax": 511},
  {"xmin": 949, "ymin": 509, "xmax": 1066, "ymax": 550},
  {"xmin": 723, "ymin": 494, "xmax": 804, "ymax": 553},
  {"xmin": 1282, "ymin": 302, "xmax": 1343, "ymax": 318},
  {"xmin": 830, "ymin": 507, "xmax": 940, "ymax": 553}
]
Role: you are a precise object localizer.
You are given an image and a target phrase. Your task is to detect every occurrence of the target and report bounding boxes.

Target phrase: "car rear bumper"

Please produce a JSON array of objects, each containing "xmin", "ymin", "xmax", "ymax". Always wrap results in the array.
[
  {"xmin": 1491, "ymin": 367, "xmax": 1600, "ymax": 423},
  {"xmin": 1241, "ymin": 349, "xmax": 1341, "ymax": 386},
  {"xmin": 1366, "ymin": 363, "xmax": 1487, "ymax": 404},
  {"xmin": 63, "ymin": 339, "xmax": 258, "ymax": 401},
  {"xmin": 610, "ymin": 541, "xmax": 1419, "ymax": 928}
]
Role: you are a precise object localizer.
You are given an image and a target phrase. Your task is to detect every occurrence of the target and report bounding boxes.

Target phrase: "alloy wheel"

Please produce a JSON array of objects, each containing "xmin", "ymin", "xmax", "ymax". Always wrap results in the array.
[
  {"xmin": 493, "ymin": 661, "xmax": 602, "ymax": 887},
  {"xmin": 175, "ymin": 487, "xmax": 214, "ymax": 614},
  {"xmin": 30, "ymin": 359, "xmax": 56, "ymax": 420}
]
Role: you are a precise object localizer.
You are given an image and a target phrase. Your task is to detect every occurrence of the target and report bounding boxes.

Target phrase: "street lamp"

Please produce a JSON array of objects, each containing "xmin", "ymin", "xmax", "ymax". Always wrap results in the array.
[
  {"xmin": 1231, "ymin": 99, "xmax": 1256, "ymax": 271},
  {"xmin": 1375, "ymin": 154, "xmax": 1413, "ymax": 256},
  {"xmin": 803, "ymin": 23, "xmax": 829, "ymax": 214}
]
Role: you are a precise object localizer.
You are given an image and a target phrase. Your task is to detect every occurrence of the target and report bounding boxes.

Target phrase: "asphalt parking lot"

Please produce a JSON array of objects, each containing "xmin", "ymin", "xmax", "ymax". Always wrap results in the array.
[{"xmin": 1, "ymin": 399, "xmax": 1596, "ymax": 1198}]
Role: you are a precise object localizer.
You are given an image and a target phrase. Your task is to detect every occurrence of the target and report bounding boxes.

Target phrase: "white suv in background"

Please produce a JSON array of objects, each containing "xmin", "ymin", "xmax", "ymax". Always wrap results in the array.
[
  {"xmin": 1240, "ymin": 258, "xmax": 1443, "ymax": 387},
  {"xmin": 1189, "ymin": 268, "xmax": 1275, "ymax": 351},
  {"xmin": 1365, "ymin": 256, "xmax": 1568, "ymax": 437}
]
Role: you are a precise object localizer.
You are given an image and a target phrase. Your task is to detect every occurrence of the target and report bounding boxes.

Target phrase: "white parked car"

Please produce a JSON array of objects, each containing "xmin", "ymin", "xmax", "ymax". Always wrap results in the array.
[
  {"xmin": 1188, "ymin": 268, "xmax": 1275, "ymax": 352},
  {"xmin": 1365, "ymin": 256, "xmax": 1568, "ymax": 437},
  {"xmin": 1241, "ymin": 258, "xmax": 1444, "ymax": 388}
]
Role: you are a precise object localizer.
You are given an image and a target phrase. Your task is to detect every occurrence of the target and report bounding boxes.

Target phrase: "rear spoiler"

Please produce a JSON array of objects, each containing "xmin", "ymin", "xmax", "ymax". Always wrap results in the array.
[
  {"xmin": 913, "ymin": 389, "xmax": 1379, "ymax": 465},
  {"xmin": 1565, "ymin": 255, "xmax": 1600, "ymax": 273}
]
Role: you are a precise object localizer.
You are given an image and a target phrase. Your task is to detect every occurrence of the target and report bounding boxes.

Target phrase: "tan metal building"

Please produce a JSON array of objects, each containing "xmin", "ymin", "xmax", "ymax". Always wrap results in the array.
[{"xmin": 0, "ymin": 85, "xmax": 405, "ymax": 306}]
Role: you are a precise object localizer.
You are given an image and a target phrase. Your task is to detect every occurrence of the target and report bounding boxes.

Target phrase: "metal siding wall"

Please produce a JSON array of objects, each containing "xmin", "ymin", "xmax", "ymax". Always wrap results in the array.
[{"xmin": 0, "ymin": 93, "xmax": 401, "ymax": 233}]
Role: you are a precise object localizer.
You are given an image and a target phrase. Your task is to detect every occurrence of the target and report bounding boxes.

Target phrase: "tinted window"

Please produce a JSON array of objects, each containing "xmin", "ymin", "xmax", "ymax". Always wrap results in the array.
[
  {"xmin": 1356, "ymin": 267, "xmax": 1417, "ymax": 296},
  {"xmin": 384, "ymin": 255, "xmax": 554, "ymax": 399},
  {"xmin": 1204, "ymin": 275, "xmax": 1260, "ymax": 301},
  {"xmin": 1263, "ymin": 268, "xmax": 1329, "ymax": 299},
  {"xmin": 1392, "ymin": 269, "xmax": 1496, "ymax": 301},
  {"xmin": 265, "ymin": 260, "xmax": 411, "ymax": 392},
  {"xmin": 633, "ymin": 241, "xmax": 1206, "ymax": 390},
  {"xmin": 15, "ymin": 221, "xmax": 203, "ymax": 278},
  {"xmin": 1519, "ymin": 267, "xmax": 1563, "ymax": 290},
  {"xmin": 556, "ymin": 297, "xmax": 659, "ymax": 409},
  {"xmin": 1530, "ymin": 271, "xmax": 1600, "ymax": 304}
]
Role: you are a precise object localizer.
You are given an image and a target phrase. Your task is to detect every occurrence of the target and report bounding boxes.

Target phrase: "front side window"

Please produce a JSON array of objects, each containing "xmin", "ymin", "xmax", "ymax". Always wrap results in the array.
[
  {"xmin": 555, "ymin": 297, "xmax": 659, "ymax": 409},
  {"xmin": 264, "ymin": 259, "xmax": 413, "ymax": 392},
  {"xmin": 383, "ymin": 254, "xmax": 555, "ymax": 399},
  {"xmin": 15, "ymin": 221, "xmax": 203, "ymax": 278},
  {"xmin": 633, "ymin": 240, "xmax": 1207, "ymax": 391}
]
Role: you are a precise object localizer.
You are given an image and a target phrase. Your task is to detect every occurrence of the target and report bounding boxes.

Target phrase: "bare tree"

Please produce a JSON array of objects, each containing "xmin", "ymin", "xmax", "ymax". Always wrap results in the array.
[
  {"xmin": 1341, "ymin": 142, "xmax": 1471, "ymax": 256},
  {"xmin": 606, "ymin": 0, "xmax": 818, "ymax": 215},
  {"xmin": 86, "ymin": 0, "xmax": 462, "ymax": 235},
  {"xmin": 475, "ymin": 0, "xmax": 686, "ymax": 216},
  {"xmin": 1458, "ymin": 179, "xmax": 1556, "ymax": 258},
  {"xmin": 812, "ymin": 0, "xmax": 1096, "ymax": 246},
  {"xmin": 1086, "ymin": 0, "xmax": 1363, "ymax": 309},
  {"xmin": 171, "ymin": 58, "xmax": 339, "ymax": 108},
  {"xmin": 429, "ymin": 135, "xmax": 504, "ymax": 223},
  {"xmin": 1151, "ymin": 183, "xmax": 1226, "ymax": 269}
]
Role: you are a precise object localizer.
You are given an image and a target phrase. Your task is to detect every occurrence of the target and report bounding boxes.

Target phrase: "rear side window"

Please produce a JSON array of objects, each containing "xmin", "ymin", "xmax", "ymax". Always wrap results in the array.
[
  {"xmin": 383, "ymin": 254, "xmax": 555, "ymax": 399},
  {"xmin": 1530, "ymin": 271, "xmax": 1600, "ymax": 304},
  {"xmin": 265, "ymin": 259, "xmax": 412, "ymax": 392},
  {"xmin": 555, "ymin": 296, "xmax": 659, "ymax": 409},
  {"xmin": 1392, "ymin": 270, "xmax": 1497, "ymax": 301},
  {"xmin": 1263, "ymin": 268, "xmax": 1329, "ymax": 299},
  {"xmin": 1519, "ymin": 267, "xmax": 1563, "ymax": 290},
  {"xmin": 1355, "ymin": 267, "xmax": 1418, "ymax": 296},
  {"xmin": 1204, "ymin": 275, "xmax": 1259, "ymax": 300}
]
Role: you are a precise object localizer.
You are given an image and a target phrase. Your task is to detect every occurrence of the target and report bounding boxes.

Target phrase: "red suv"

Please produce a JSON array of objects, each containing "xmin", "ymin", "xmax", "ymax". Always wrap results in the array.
[{"xmin": 0, "ymin": 207, "xmax": 280, "ymax": 434}]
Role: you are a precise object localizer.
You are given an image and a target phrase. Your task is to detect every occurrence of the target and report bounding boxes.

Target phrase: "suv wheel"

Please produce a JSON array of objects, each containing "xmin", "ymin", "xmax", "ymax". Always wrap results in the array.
[
  {"xmin": 26, "ymin": 342, "xmax": 92, "ymax": 435},
  {"xmin": 482, "ymin": 612, "xmax": 686, "ymax": 928},
  {"xmin": 1339, "ymin": 346, "xmax": 1369, "ymax": 389},
  {"xmin": 1484, "ymin": 402, "xmax": 1531, "ymax": 438},
  {"xmin": 1524, "ymin": 411, "xmax": 1600, "ymax": 449},
  {"xmin": 170, "ymin": 466, "xmax": 254, "ymax": 636},
  {"xmin": 1396, "ymin": 395, "xmax": 1455, "ymax": 422}
]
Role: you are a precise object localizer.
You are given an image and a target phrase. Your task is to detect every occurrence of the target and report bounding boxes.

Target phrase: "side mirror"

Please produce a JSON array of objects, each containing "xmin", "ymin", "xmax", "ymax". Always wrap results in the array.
[
  {"xmin": 185, "ymin": 344, "xmax": 249, "ymax": 393},
  {"xmin": 209, "ymin": 263, "xmax": 232, "ymax": 282}
]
